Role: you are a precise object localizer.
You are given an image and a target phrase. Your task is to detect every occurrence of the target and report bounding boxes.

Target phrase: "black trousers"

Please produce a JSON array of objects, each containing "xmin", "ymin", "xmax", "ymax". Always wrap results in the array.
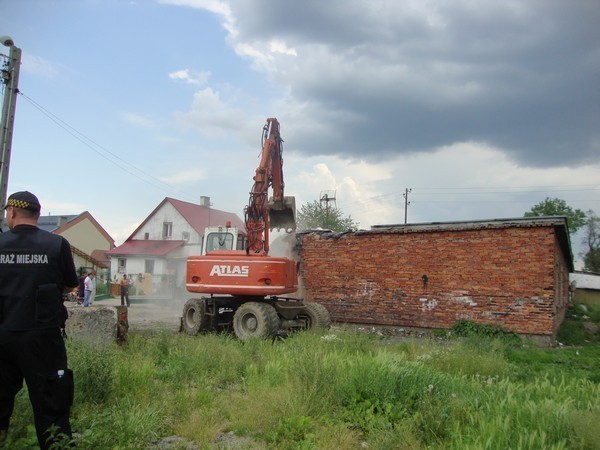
[
  {"xmin": 0, "ymin": 328, "xmax": 73, "ymax": 449},
  {"xmin": 121, "ymin": 288, "xmax": 130, "ymax": 306}
]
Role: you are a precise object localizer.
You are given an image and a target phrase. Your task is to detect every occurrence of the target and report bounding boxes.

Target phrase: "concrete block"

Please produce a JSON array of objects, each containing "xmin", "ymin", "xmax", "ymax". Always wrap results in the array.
[{"xmin": 65, "ymin": 305, "xmax": 128, "ymax": 345}]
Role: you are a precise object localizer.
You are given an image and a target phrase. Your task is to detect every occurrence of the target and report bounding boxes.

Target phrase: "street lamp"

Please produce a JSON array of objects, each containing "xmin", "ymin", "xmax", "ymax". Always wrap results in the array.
[{"xmin": 0, "ymin": 35, "xmax": 22, "ymax": 211}]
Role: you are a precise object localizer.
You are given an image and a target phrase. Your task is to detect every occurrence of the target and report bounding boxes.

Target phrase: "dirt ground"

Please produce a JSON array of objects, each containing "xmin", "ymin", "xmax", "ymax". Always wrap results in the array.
[{"xmin": 97, "ymin": 296, "xmax": 185, "ymax": 333}]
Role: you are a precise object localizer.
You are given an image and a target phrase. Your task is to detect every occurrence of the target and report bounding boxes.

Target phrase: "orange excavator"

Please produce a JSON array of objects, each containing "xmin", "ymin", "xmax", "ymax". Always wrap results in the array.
[{"xmin": 182, "ymin": 118, "xmax": 330, "ymax": 340}]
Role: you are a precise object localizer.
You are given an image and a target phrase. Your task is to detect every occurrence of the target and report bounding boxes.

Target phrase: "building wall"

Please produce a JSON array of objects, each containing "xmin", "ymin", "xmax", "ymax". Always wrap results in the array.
[
  {"xmin": 298, "ymin": 225, "xmax": 569, "ymax": 338},
  {"xmin": 59, "ymin": 217, "xmax": 112, "ymax": 255},
  {"xmin": 133, "ymin": 203, "xmax": 201, "ymax": 244},
  {"xmin": 574, "ymin": 289, "xmax": 600, "ymax": 305}
]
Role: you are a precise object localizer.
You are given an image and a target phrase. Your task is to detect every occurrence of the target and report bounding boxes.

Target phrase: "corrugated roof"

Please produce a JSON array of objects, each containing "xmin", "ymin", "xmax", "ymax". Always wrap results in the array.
[
  {"xmin": 571, "ymin": 271, "xmax": 600, "ymax": 290},
  {"xmin": 37, "ymin": 214, "xmax": 78, "ymax": 232},
  {"xmin": 106, "ymin": 240, "xmax": 185, "ymax": 256}
]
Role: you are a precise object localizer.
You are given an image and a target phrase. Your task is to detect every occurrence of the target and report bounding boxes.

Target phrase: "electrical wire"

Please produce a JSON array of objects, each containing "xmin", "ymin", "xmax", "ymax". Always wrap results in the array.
[{"xmin": 18, "ymin": 91, "xmax": 197, "ymax": 201}]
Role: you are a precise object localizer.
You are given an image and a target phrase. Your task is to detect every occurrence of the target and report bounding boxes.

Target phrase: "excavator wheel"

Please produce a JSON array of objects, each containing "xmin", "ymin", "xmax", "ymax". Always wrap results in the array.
[
  {"xmin": 182, "ymin": 298, "xmax": 209, "ymax": 335},
  {"xmin": 233, "ymin": 302, "xmax": 279, "ymax": 340},
  {"xmin": 302, "ymin": 303, "xmax": 332, "ymax": 330}
]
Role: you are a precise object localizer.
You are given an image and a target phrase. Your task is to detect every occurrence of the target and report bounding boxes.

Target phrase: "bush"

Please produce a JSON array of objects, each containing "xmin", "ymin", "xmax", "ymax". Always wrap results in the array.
[{"xmin": 451, "ymin": 320, "xmax": 521, "ymax": 344}]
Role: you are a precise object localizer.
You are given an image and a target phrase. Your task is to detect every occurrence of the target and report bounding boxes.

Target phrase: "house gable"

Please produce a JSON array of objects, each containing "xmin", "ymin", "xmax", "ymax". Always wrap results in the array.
[
  {"xmin": 54, "ymin": 211, "xmax": 115, "ymax": 255},
  {"xmin": 126, "ymin": 197, "xmax": 245, "ymax": 244},
  {"xmin": 106, "ymin": 197, "xmax": 246, "ymax": 288}
]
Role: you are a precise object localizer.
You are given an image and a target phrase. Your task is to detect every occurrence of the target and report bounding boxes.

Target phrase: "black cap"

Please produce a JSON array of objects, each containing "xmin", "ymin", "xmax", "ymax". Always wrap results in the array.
[{"xmin": 5, "ymin": 191, "xmax": 41, "ymax": 212}]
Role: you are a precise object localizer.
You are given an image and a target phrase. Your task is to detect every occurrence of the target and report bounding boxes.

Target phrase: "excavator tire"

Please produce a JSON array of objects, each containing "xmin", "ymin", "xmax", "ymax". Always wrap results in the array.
[
  {"xmin": 233, "ymin": 302, "xmax": 279, "ymax": 340},
  {"xmin": 302, "ymin": 303, "xmax": 332, "ymax": 330},
  {"xmin": 182, "ymin": 298, "xmax": 209, "ymax": 335}
]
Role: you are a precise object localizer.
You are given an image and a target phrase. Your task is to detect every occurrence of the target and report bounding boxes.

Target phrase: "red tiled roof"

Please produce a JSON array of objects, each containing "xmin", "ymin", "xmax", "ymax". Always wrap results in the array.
[
  {"xmin": 125, "ymin": 197, "xmax": 245, "ymax": 241},
  {"xmin": 106, "ymin": 240, "xmax": 185, "ymax": 257},
  {"xmin": 169, "ymin": 198, "xmax": 245, "ymax": 236}
]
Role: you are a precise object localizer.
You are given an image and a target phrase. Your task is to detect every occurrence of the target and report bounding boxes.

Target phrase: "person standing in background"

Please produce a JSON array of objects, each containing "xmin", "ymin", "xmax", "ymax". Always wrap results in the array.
[
  {"xmin": 83, "ymin": 271, "xmax": 95, "ymax": 307},
  {"xmin": 0, "ymin": 191, "xmax": 78, "ymax": 449},
  {"xmin": 120, "ymin": 274, "xmax": 130, "ymax": 307},
  {"xmin": 77, "ymin": 270, "xmax": 87, "ymax": 305},
  {"xmin": 89, "ymin": 270, "xmax": 97, "ymax": 305}
]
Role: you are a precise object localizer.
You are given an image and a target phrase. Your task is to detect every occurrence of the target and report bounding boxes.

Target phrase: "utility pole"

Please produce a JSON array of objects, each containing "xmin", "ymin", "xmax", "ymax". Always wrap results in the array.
[
  {"xmin": 403, "ymin": 188, "xmax": 411, "ymax": 224},
  {"xmin": 0, "ymin": 35, "xmax": 21, "ymax": 210},
  {"xmin": 320, "ymin": 190, "xmax": 336, "ymax": 227}
]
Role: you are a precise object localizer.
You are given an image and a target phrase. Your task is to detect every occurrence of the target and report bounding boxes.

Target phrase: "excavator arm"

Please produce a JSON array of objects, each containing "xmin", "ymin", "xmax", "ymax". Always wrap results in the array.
[{"xmin": 245, "ymin": 118, "xmax": 296, "ymax": 254}]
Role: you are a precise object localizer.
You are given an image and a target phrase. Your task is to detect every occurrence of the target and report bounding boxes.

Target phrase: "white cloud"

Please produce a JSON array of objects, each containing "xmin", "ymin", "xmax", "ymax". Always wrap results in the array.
[
  {"xmin": 269, "ymin": 39, "xmax": 297, "ymax": 56},
  {"xmin": 172, "ymin": 87, "xmax": 246, "ymax": 137},
  {"xmin": 168, "ymin": 69, "xmax": 210, "ymax": 85},
  {"xmin": 286, "ymin": 142, "xmax": 600, "ymax": 233},
  {"xmin": 22, "ymin": 54, "xmax": 60, "ymax": 78},
  {"xmin": 120, "ymin": 112, "xmax": 156, "ymax": 128},
  {"xmin": 158, "ymin": 0, "xmax": 237, "ymax": 36},
  {"xmin": 159, "ymin": 168, "xmax": 206, "ymax": 184}
]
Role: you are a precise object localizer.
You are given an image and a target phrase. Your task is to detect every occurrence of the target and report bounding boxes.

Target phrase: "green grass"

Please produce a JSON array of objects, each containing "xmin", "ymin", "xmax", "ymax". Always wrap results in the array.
[
  {"xmin": 4, "ymin": 305, "xmax": 600, "ymax": 449},
  {"xmin": 557, "ymin": 302, "xmax": 600, "ymax": 345}
]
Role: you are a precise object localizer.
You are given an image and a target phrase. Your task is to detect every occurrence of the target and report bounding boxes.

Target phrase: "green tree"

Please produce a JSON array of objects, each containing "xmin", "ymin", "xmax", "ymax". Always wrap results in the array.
[
  {"xmin": 582, "ymin": 210, "xmax": 600, "ymax": 272},
  {"xmin": 297, "ymin": 200, "xmax": 359, "ymax": 232},
  {"xmin": 524, "ymin": 197, "xmax": 587, "ymax": 234}
]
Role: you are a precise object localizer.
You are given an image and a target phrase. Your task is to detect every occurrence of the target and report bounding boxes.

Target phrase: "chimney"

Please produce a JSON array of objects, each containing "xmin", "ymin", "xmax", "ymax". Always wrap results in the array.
[{"xmin": 200, "ymin": 196, "xmax": 211, "ymax": 207}]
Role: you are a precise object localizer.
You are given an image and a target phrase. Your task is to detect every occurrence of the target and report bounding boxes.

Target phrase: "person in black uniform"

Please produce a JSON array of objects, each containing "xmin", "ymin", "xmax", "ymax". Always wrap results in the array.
[{"xmin": 0, "ymin": 191, "xmax": 79, "ymax": 449}]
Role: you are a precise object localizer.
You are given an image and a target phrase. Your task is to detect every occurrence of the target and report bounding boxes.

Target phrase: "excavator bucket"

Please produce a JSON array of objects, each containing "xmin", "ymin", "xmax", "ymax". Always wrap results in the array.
[{"xmin": 268, "ymin": 196, "xmax": 296, "ymax": 231}]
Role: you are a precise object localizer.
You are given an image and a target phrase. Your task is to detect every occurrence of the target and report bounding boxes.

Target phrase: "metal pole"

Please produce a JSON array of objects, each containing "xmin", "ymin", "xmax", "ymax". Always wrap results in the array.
[{"xmin": 0, "ymin": 40, "xmax": 21, "ymax": 210}]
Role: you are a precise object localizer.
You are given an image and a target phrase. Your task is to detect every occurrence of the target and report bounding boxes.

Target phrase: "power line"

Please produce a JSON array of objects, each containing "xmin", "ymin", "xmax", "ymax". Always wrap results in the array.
[
  {"xmin": 335, "ymin": 186, "xmax": 599, "ymax": 222},
  {"xmin": 338, "ymin": 185, "xmax": 599, "ymax": 210},
  {"xmin": 18, "ymin": 92, "xmax": 196, "ymax": 201}
]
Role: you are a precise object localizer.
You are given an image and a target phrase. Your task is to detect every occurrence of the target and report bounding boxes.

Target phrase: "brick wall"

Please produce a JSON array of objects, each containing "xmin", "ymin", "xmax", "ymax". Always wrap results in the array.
[{"xmin": 297, "ymin": 221, "xmax": 571, "ymax": 339}]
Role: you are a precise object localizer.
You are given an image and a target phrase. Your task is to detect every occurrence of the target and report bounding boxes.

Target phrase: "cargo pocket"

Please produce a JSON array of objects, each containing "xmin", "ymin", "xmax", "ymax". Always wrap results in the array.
[
  {"xmin": 35, "ymin": 283, "xmax": 61, "ymax": 324},
  {"xmin": 41, "ymin": 368, "xmax": 74, "ymax": 414}
]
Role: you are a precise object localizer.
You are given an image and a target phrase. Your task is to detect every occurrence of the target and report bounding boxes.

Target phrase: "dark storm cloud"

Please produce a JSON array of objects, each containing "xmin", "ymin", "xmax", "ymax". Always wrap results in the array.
[{"xmin": 229, "ymin": 0, "xmax": 600, "ymax": 167}]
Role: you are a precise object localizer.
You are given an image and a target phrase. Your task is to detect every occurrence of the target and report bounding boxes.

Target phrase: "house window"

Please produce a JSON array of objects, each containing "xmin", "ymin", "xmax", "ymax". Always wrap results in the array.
[
  {"xmin": 182, "ymin": 231, "xmax": 190, "ymax": 242},
  {"xmin": 145, "ymin": 259, "xmax": 155, "ymax": 275},
  {"xmin": 118, "ymin": 258, "xmax": 127, "ymax": 273},
  {"xmin": 163, "ymin": 222, "xmax": 172, "ymax": 239},
  {"xmin": 144, "ymin": 232, "xmax": 149, "ymax": 240}
]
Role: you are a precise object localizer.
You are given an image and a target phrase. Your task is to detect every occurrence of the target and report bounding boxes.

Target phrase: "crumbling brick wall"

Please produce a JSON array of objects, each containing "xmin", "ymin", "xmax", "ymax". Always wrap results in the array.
[{"xmin": 297, "ymin": 221, "xmax": 571, "ymax": 340}]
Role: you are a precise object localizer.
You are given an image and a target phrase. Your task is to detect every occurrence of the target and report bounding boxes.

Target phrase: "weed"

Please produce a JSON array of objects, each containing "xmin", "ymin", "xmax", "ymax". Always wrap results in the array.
[
  {"xmin": 451, "ymin": 320, "xmax": 521, "ymax": 344},
  {"xmin": 5, "ymin": 321, "xmax": 599, "ymax": 449}
]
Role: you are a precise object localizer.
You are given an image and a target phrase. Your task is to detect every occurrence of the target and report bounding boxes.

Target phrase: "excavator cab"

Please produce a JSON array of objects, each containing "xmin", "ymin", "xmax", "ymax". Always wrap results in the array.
[{"xmin": 268, "ymin": 195, "xmax": 296, "ymax": 231}]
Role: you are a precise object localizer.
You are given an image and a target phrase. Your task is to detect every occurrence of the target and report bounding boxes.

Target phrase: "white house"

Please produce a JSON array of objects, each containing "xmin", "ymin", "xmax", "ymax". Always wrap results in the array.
[{"xmin": 106, "ymin": 197, "xmax": 245, "ymax": 296}]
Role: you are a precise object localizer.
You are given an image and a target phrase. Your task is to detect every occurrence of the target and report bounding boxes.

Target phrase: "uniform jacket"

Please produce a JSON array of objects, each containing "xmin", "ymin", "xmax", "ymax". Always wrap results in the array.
[{"xmin": 0, "ymin": 225, "xmax": 78, "ymax": 330}]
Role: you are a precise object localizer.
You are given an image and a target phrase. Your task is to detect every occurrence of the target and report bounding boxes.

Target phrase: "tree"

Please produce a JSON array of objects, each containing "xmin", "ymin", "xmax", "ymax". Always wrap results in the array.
[
  {"xmin": 524, "ymin": 197, "xmax": 587, "ymax": 234},
  {"xmin": 582, "ymin": 210, "xmax": 600, "ymax": 272},
  {"xmin": 296, "ymin": 200, "xmax": 359, "ymax": 232}
]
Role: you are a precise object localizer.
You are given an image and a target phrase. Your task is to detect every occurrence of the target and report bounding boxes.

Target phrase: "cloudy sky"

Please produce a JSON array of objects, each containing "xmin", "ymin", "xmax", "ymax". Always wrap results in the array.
[{"xmin": 1, "ymin": 0, "xmax": 599, "ymax": 265}]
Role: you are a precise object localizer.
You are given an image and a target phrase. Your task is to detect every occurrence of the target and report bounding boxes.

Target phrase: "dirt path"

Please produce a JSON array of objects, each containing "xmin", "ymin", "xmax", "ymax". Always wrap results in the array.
[{"xmin": 98, "ymin": 296, "xmax": 184, "ymax": 333}]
